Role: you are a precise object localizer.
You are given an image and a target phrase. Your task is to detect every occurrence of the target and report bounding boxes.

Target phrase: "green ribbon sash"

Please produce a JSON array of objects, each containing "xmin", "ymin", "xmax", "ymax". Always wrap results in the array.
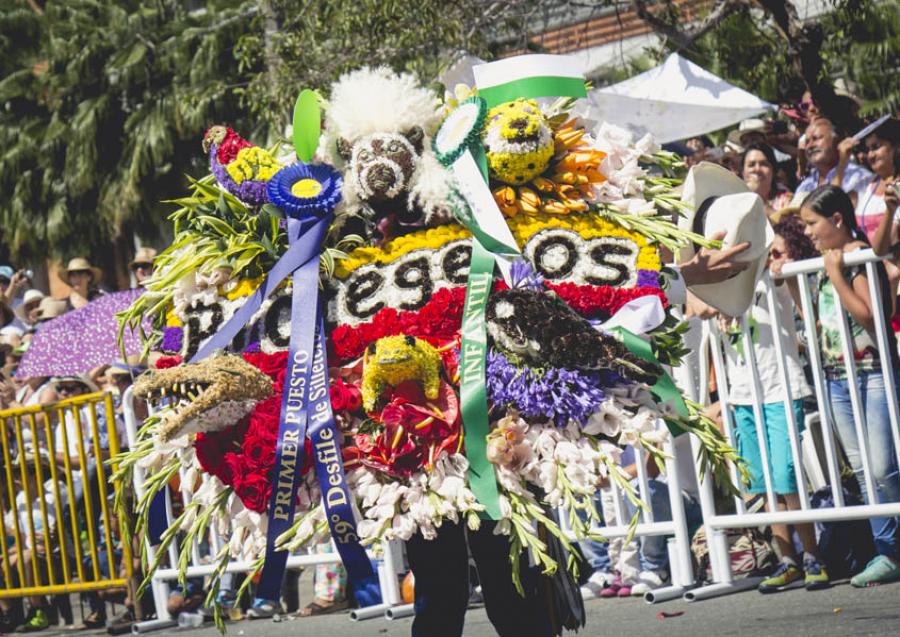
[
  {"xmin": 459, "ymin": 240, "xmax": 502, "ymax": 519},
  {"xmin": 613, "ymin": 327, "xmax": 689, "ymax": 434}
]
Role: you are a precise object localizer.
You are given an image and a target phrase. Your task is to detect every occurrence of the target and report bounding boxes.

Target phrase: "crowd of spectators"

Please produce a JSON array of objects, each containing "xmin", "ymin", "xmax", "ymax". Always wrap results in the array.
[
  {"xmin": 0, "ymin": 251, "xmax": 157, "ymax": 632},
  {"xmin": 581, "ymin": 95, "xmax": 899, "ymax": 599}
]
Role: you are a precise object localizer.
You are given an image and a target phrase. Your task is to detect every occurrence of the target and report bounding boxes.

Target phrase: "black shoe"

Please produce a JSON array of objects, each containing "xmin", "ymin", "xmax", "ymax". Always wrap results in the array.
[{"xmin": 0, "ymin": 610, "xmax": 21, "ymax": 633}]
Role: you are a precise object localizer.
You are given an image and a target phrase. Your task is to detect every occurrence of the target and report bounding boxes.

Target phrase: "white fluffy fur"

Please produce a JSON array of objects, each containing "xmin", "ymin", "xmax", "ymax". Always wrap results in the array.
[
  {"xmin": 323, "ymin": 67, "xmax": 455, "ymax": 223},
  {"xmin": 325, "ymin": 67, "xmax": 441, "ymax": 144}
]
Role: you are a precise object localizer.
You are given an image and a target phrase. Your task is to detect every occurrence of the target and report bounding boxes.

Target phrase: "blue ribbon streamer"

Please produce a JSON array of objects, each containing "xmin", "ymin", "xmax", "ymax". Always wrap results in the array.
[
  {"xmin": 256, "ymin": 217, "xmax": 323, "ymax": 600},
  {"xmin": 160, "ymin": 207, "xmax": 379, "ymax": 605},
  {"xmin": 306, "ymin": 313, "xmax": 381, "ymax": 606}
]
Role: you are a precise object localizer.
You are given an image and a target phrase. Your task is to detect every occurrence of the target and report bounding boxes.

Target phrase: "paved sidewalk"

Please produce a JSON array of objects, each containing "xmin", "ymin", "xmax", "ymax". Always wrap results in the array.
[{"xmin": 69, "ymin": 579, "xmax": 897, "ymax": 637}]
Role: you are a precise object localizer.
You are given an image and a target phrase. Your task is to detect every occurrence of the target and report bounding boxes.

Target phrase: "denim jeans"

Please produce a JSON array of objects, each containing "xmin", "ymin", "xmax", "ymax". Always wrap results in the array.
[
  {"xmin": 580, "ymin": 495, "xmax": 611, "ymax": 573},
  {"xmin": 405, "ymin": 521, "xmax": 552, "ymax": 637},
  {"xmin": 827, "ymin": 370, "xmax": 900, "ymax": 558},
  {"xmin": 623, "ymin": 478, "xmax": 703, "ymax": 573}
]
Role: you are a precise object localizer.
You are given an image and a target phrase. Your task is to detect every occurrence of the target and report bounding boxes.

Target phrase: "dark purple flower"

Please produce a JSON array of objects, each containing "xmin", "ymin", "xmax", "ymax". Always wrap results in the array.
[
  {"xmin": 485, "ymin": 349, "xmax": 606, "ymax": 427},
  {"xmin": 161, "ymin": 326, "xmax": 183, "ymax": 353},
  {"xmin": 636, "ymin": 269, "xmax": 660, "ymax": 288}
]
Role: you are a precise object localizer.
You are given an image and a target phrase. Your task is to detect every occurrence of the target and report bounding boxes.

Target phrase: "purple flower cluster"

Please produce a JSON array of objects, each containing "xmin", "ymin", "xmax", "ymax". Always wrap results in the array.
[
  {"xmin": 161, "ymin": 326, "xmax": 183, "ymax": 353},
  {"xmin": 485, "ymin": 349, "xmax": 606, "ymax": 426},
  {"xmin": 509, "ymin": 259, "xmax": 545, "ymax": 290},
  {"xmin": 210, "ymin": 148, "xmax": 270, "ymax": 207},
  {"xmin": 636, "ymin": 269, "xmax": 660, "ymax": 288}
]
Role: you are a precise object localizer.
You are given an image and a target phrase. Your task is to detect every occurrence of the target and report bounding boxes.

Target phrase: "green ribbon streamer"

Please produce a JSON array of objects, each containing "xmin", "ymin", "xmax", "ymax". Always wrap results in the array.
[
  {"xmin": 479, "ymin": 76, "xmax": 588, "ymax": 108},
  {"xmin": 613, "ymin": 327, "xmax": 689, "ymax": 435},
  {"xmin": 456, "ymin": 70, "xmax": 587, "ymax": 518},
  {"xmin": 459, "ymin": 239, "xmax": 502, "ymax": 519}
]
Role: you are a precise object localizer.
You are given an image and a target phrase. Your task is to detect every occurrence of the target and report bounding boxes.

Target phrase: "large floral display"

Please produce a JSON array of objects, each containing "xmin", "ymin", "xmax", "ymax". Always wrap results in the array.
[{"xmin": 116, "ymin": 60, "xmax": 739, "ymax": 624}]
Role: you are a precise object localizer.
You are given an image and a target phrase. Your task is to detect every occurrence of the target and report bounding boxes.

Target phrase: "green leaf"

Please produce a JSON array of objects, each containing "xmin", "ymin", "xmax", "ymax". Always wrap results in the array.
[{"xmin": 292, "ymin": 89, "xmax": 321, "ymax": 162}]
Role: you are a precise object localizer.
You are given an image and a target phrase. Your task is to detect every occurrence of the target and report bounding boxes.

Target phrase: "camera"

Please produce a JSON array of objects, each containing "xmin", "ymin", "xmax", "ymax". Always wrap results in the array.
[
  {"xmin": 770, "ymin": 121, "xmax": 788, "ymax": 135},
  {"xmin": 22, "ymin": 269, "xmax": 34, "ymax": 280}
]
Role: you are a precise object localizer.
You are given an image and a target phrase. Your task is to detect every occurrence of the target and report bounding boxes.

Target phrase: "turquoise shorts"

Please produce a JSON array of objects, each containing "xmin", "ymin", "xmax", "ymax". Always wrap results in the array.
[{"xmin": 733, "ymin": 400, "xmax": 805, "ymax": 495}]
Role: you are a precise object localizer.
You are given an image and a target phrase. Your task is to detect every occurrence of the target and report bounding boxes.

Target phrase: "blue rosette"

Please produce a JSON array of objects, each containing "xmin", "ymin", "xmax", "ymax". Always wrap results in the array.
[{"xmin": 267, "ymin": 161, "xmax": 342, "ymax": 218}]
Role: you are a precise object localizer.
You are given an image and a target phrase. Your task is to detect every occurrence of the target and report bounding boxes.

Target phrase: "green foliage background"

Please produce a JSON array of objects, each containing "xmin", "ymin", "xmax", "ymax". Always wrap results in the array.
[{"xmin": 0, "ymin": 0, "xmax": 896, "ymax": 270}]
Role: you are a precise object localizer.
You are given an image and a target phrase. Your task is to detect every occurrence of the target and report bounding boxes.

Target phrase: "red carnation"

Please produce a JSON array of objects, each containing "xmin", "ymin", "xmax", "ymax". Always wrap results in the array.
[{"xmin": 155, "ymin": 355, "xmax": 183, "ymax": 369}]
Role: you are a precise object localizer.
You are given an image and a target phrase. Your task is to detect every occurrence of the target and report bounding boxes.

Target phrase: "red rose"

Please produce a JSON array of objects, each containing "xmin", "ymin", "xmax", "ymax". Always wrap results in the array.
[
  {"xmin": 247, "ymin": 396, "xmax": 280, "ymax": 440},
  {"xmin": 242, "ymin": 431, "xmax": 276, "ymax": 470},
  {"xmin": 247, "ymin": 351, "xmax": 289, "ymax": 392},
  {"xmin": 330, "ymin": 378, "xmax": 362, "ymax": 413},
  {"xmin": 155, "ymin": 355, "xmax": 182, "ymax": 369},
  {"xmin": 233, "ymin": 470, "xmax": 271, "ymax": 513},
  {"xmin": 218, "ymin": 452, "xmax": 243, "ymax": 487}
]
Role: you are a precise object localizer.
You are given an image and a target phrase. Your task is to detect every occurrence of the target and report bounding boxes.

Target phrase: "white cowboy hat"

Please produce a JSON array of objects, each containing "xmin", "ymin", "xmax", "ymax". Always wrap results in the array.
[
  {"xmin": 34, "ymin": 296, "xmax": 69, "ymax": 321},
  {"xmin": 14, "ymin": 289, "xmax": 45, "ymax": 322},
  {"xmin": 678, "ymin": 162, "xmax": 774, "ymax": 317}
]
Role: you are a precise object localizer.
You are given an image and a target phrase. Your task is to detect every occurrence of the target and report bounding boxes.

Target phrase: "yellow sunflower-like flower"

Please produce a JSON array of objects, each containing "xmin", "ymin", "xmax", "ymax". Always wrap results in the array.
[{"xmin": 491, "ymin": 118, "xmax": 607, "ymax": 218}]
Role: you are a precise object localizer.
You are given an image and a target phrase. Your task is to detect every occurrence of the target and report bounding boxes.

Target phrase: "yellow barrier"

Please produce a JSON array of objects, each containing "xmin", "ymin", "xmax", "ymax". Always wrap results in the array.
[{"xmin": 0, "ymin": 392, "xmax": 133, "ymax": 599}]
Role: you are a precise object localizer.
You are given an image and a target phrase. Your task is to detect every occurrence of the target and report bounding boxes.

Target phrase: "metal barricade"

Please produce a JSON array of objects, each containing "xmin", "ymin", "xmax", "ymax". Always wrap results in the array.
[
  {"xmin": 688, "ymin": 248, "xmax": 900, "ymax": 600},
  {"xmin": 120, "ymin": 387, "xmax": 404, "ymax": 631},
  {"xmin": 0, "ymin": 392, "xmax": 133, "ymax": 600},
  {"xmin": 559, "ymin": 430, "xmax": 698, "ymax": 604}
]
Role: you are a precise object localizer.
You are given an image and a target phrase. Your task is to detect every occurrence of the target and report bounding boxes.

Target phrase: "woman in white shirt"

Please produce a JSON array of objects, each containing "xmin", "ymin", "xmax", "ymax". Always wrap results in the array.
[{"xmin": 717, "ymin": 227, "xmax": 828, "ymax": 593}]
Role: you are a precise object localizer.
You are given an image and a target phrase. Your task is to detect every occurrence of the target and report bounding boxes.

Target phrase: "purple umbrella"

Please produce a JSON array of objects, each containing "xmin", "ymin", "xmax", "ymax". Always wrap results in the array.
[{"xmin": 16, "ymin": 289, "xmax": 150, "ymax": 377}]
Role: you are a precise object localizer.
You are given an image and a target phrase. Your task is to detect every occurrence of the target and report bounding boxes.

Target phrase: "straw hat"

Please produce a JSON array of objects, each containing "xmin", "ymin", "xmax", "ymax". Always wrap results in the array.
[
  {"xmin": 678, "ymin": 162, "xmax": 774, "ymax": 317},
  {"xmin": 129, "ymin": 247, "xmax": 158, "ymax": 269},
  {"xmin": 52, "ymin": 374, "xmax": 99, "ymax": 394},
  {"xmin": 34, "ymin": 297, "xmax": 68, "ymax": 322},
  {"xmin": 59, "ymin": 257, "xmax": 102, "ymax": 285},
  {"xmin": 14, "ymin": 289, "xmax": 46, "ymax": 322},
  {"xmin": 726, "ymin": 118, "xmax": 768, "ymax": 150}
]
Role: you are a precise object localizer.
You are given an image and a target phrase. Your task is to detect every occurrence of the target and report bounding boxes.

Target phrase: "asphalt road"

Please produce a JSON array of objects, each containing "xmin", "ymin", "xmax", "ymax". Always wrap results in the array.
[{"xmin": 43, "ymin": 578, "xmax": 900, "ymax": 637}]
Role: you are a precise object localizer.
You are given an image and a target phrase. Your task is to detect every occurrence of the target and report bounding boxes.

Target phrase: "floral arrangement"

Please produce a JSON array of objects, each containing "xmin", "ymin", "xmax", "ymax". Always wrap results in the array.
[{"xmin": 114, "ymin": 64, "xmax": 742, "ymax": 626}]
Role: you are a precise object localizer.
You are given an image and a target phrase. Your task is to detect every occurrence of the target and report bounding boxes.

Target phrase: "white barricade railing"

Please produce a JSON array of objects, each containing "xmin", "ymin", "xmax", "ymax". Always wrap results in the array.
[
  {"xmin": 559, "ymin": 434, "xmax": 698, "ymax": 604},
  {"xmin": 687, "ymin": 248, "xmax": 900, "ymax": 601},
  {"xmin": 118, "ymin": 248, "xmax": 900, "ymax": 617},
  {"xmin": 120, "ymin": 387, "xmax": 406, "ymax": 631}
]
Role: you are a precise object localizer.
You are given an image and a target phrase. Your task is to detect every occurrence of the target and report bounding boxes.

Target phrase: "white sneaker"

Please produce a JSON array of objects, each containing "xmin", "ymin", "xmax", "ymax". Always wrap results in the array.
[
  {"xmin": 630, "ymin": 570, "xmax": 669, "ymax": 596},
  {"xmin": 580, "ymin": 571, "xmax": 615, "ymax": 599}
]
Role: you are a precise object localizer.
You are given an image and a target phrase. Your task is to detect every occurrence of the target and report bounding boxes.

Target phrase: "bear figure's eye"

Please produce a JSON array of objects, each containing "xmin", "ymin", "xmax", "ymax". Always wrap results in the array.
[{"xmin": 387, "ymin": 141, "xmax": 402, "ymax": 153}]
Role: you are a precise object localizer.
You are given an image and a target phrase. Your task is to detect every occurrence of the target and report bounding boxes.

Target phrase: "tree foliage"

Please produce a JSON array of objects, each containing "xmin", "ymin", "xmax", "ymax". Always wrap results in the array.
[
  {"xmin": 1, "ymin": 0, "xmax": 895, "ymax": 268},
  {"xmin": 0, "ymin": 0, "xmax": 259, "ymax": 266}
]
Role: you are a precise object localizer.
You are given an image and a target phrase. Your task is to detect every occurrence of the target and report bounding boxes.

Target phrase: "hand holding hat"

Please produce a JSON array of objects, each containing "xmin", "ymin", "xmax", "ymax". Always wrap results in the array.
[
  {"xmin": 677, "ymin": 162, "xmax": 774, "ymax": 316},
  {"xmin": 680, "ymin": 231, "xmax": 752, "ymax": 286}
]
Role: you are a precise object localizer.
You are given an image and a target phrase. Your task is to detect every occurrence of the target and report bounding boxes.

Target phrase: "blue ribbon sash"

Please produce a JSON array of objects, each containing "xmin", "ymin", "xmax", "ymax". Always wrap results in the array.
[{"xmin": 256, "ymin": 218, "xmax": 322, "ymax": 599}]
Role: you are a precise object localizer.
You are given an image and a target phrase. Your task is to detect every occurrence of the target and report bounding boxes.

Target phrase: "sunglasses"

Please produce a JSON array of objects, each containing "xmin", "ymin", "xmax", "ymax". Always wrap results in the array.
[
  {"xmin": 57, "ymin": 384, "xmax": 84, "ymax": 393},
  {"xmin": 131, "ymin": 263, "xmax": 152, "ymax": 272}
]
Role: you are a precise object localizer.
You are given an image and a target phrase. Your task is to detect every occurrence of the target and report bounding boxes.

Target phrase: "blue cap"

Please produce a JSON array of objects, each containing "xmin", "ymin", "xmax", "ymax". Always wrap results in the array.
[{"xmin": 0, "ymin": 266, "xmax": 14, "ymax": 280}]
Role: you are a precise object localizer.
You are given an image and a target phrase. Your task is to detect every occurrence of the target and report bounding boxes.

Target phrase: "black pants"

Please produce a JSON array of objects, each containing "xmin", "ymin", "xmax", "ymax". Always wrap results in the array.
[{"xmin": 405, "ymin": 521, "xmax": 552, "ymax": 637}]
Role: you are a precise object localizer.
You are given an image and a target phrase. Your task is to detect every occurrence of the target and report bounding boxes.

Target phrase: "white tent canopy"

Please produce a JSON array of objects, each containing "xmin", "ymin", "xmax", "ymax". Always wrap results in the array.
[{"xmin": 590, "ymin": 53, "xmax": 775, "ymax": 144}]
